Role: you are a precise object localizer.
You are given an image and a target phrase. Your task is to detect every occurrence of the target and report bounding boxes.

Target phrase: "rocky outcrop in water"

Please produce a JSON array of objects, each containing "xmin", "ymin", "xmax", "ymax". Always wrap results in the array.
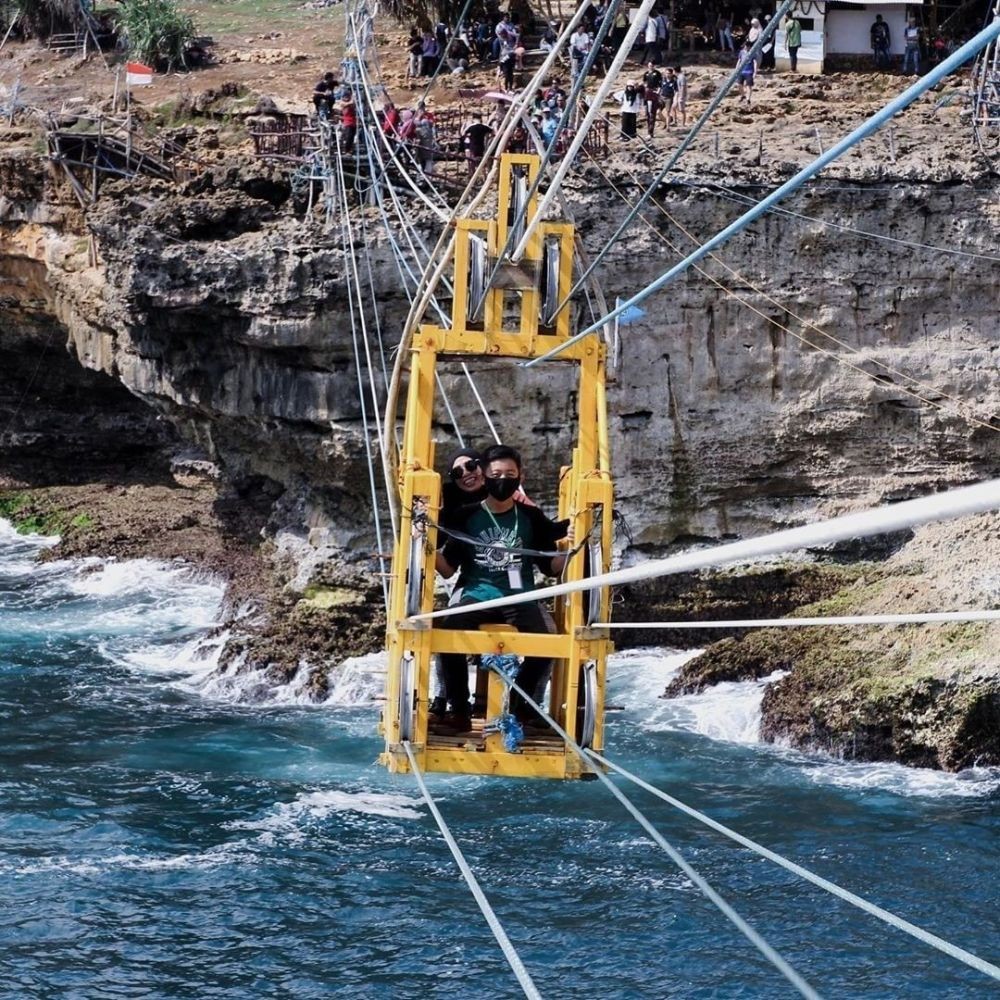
[{"xmin": 664, "ymin": 513, "xmax": 1000, "ymax": 771}]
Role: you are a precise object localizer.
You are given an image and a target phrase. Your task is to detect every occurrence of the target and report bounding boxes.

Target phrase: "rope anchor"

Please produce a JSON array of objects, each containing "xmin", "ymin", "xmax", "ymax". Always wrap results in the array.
[{"xmin": 481, "ymin": 653, "xmax": 524, "ymax": 753}]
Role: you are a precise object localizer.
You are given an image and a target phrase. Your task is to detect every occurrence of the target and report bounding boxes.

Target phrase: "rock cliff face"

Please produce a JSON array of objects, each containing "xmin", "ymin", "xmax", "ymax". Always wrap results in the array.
[
  {"xmin": 5, "ymin": 148, "xmax": 998, "ymax": 544},
  {"xmin": 2, "ymin": 125, "xmax": 999, "ymax": 756}
]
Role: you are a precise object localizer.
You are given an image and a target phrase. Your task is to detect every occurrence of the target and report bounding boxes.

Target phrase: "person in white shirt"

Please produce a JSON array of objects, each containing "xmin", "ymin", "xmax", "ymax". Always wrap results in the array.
[
  {"xmin": 570, "ymin": 25, "xmax": 592, "ymax": 81},
  {"xmin": 617, "ymin": 82, "xmax": 644, "ymax": 139},
  {"xmin": 641, "ymin": 14, "xmax": 661, "ymax": 65}
]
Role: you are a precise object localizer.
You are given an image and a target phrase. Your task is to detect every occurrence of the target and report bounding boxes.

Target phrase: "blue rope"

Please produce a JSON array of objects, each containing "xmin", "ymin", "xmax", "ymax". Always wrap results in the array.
[
  {"xmin": 481, "ymin": 652, "xmax": 520, "ymax": 682},
  {"xmin": 484, "ymin": 713, "xmax": 525, "ymax": 753},
  {"xmin": 524, "ymin": 14, "xmax": 1000, "ymax": 368},
  {"xmin": 481, "ymin": 653, "xmax": 524, "ymax": 753}
]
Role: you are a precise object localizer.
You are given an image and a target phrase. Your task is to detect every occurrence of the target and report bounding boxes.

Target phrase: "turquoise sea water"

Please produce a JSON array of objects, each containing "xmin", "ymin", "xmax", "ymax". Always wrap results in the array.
[{"xmin": 1, "ymin": 520, "xmax": 998, "ymax": 998}]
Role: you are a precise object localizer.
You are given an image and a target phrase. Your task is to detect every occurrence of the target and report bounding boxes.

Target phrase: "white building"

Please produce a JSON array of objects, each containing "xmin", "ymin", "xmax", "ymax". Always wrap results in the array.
[{"xmin": 775, "ymin": 0, "xmax": 918, "ymax": 74}]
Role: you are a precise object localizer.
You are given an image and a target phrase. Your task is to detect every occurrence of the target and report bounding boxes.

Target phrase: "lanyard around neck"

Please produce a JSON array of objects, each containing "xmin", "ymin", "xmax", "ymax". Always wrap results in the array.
[{"xmin": 481, "ymin": 500, "xmax": 519, "ymax": 541}]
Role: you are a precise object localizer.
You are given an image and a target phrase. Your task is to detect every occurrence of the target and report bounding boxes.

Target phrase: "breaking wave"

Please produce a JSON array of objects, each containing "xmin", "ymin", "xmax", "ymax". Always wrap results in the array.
[{"xmin": 611, "ymin": 648, "xmax": 1000, "ymax": 799}]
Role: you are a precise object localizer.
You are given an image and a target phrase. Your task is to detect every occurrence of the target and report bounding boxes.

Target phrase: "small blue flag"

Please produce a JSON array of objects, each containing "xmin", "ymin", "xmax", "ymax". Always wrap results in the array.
[{"xmin": 617, "ymin": 304, "xmax": 647, "ymax": 326}]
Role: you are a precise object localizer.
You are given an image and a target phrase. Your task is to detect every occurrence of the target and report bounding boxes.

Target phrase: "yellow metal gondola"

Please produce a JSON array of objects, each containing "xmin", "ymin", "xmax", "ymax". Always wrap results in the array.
[{"xmin": 380, "ymin": 153, "xmax": 614, "ymax": 780}]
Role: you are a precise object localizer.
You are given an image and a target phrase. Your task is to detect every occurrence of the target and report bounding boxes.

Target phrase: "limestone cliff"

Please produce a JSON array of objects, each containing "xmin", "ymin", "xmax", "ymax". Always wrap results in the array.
[{"xmin": 2, "ymin": 113, "xmax": 999, "ymax": 757}]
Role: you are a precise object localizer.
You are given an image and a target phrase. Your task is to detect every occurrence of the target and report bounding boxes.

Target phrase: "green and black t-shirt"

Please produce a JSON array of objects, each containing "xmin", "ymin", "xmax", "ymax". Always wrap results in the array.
[{"xmin": 442, "ymin": 502, "xmax": 568, "ymax": 603}]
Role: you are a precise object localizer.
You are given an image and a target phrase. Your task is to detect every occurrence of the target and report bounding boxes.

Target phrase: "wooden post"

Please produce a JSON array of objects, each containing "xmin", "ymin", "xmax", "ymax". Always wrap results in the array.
[{"xmin": 91, "ymin": 117, "xmax": 101, "ymax": 200}]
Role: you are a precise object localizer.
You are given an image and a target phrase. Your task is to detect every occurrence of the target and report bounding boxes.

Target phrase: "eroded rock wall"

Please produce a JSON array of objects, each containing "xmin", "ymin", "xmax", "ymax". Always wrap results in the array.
[{"xmin": 3, "ymin": 148, "xmax": 999, "ymax": 551}]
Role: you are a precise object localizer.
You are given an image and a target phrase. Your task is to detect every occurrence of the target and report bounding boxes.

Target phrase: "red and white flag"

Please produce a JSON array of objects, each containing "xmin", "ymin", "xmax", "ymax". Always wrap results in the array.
[{"xmin": 125, "ymin": 62, "xmax": 154, "ymax": 86}]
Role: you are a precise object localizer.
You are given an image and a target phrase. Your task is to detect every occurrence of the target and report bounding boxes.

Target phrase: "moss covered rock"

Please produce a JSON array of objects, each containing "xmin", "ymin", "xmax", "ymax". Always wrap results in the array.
[{"xmin": 662, "ymin": 513, "xmax": 1000, "ymax": 772}]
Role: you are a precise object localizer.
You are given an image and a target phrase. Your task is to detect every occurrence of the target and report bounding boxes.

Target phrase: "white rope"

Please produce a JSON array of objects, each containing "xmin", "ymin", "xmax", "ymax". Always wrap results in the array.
[
  {"xmin": 700, "ymin": 182, "xmax": 1000, "ymax": 265},
  {"xmin": 413, "ymin": 478, "xmax": 1000, "ymax": 621},
  {"xmin": 599, "ymin": 610, "xmax": 1000, "ymax": 629},
  {"xmin": 401, "ymin": 741, "xmax": 542, "ymax": 1000},
  {"xmin": 436, "ymin": 371, "xmax": 465, "ymax": 447},
  {"xmin": 336, "ymin": 132, "xmax": 399, "ymax": 546},
  {"xmin": 587, "ymin": 751, "xmax": 1000, "ymax": 983},
  {"xmin": 498, "ymin": 680, "xmax": 820, "ymax": 999},
  {"xmin": 334, "ymin": 136, "xmax": 392, "ymax": 597},
  {"xmin": 506, "ymin": 0, "xmax": 659, "ymax": 265},
  {"xmin": 461, "ymin": 362, "xmax": 501, "ymax": 444}
]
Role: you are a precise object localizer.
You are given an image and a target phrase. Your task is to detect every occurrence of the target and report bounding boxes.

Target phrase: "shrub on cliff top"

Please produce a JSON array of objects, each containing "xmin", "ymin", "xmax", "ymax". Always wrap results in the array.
[{"xmin": 118, "ymin": 0, "xmax": 195, "ymax": 70}]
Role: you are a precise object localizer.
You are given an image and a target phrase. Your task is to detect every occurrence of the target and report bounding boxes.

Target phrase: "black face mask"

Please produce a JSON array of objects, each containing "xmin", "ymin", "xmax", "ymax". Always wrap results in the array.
[{"xmin": 485, "ymin": 477, "xmax": 520, "ymax": 502}]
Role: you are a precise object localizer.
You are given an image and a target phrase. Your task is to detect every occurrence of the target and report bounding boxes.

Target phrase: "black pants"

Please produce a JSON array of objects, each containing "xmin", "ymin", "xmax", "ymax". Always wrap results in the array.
[
  {"xmin": 439, "ymin": 600, "xmax": 552, "ymax": 718},
  {"xmin": 500, "ymin": 56, "xmax": 515, "ymax": 89},
  {"xmin": 788, "ymin": 45, "xmax": 799, "ymax": 71}
]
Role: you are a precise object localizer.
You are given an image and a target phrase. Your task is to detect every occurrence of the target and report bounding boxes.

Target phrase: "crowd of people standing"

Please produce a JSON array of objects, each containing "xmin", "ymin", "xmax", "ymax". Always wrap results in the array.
[{"xmin": 307, "ymin": 2, "xmax": 953, "ymax": 175}]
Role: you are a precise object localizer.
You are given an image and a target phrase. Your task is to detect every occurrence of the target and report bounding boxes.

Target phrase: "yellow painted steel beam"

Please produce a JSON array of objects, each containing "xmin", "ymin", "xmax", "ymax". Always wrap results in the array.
[{"xmin": 380, "ymin": 152, "xmax": 614, "ymax": 780}]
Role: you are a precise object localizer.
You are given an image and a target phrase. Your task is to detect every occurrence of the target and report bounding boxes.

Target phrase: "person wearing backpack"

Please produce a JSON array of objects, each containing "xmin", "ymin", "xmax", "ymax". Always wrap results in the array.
[{"xmin": 871, "ymin": 14, "xmax": 891, "ymax": 70}]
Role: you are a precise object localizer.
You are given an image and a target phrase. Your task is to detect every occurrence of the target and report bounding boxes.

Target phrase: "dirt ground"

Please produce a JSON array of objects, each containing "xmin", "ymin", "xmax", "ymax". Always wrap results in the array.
[{"xmin": 0, "ymin": 2, "xmax": 982, "ymax": 179}]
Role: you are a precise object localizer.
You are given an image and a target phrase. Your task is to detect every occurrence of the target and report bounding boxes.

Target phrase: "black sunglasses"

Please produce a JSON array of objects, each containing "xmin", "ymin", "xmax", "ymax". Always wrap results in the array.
[{"xmin": 449, "ymin": 459, "xmax": 480, "ymax": 480}]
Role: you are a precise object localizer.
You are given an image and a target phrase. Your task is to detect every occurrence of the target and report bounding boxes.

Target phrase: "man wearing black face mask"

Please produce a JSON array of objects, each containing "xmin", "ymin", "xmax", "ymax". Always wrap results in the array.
[{"xmin": 434, "ymin": 444, "xmax": 569, "ymax": 730}]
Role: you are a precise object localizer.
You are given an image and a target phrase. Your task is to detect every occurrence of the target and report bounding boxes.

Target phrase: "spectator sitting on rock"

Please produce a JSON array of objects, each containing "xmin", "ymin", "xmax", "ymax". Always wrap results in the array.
[
  {"xmin": 474, "ymin": 20, "xmax": 492, "ymax": 61},
  {"xmin": 540, "ymin": 20, "xmax": 559, "ymax": 56},
  {"xmin": 543, "ymin": 79, "xmax": 566, "ymax": 107},
  {"xmin": 447, "ymin": 35, "xmax": 472, "ymax": 73}
]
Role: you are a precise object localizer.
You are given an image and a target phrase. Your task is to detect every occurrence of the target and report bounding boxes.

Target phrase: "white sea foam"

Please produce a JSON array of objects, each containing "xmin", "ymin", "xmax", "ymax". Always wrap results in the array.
[
  {"xmin": 799, "ymin": 758, "xmax": 1000, "ymax": 799},
  {"xmin": 195, "ymin": 657, "xmax": 310, "ymax": 704},
  {"xmin": 225, "ymin": 789, "xmax": 424, "ymax": 844},
  {"xmin": 621, "ymin": 647, "xmax": 1000, "ymax": 798},
  {"xmin": 114, "ymin": 629, "xmax": 229, "ymax": 681},
  {"xmin": 66, "ymin": 558, "xmax": 219, "ymax": 601},
  {"xmin": 324, "ymin": 652, "xmax": 387, "ymax": 706},
  {"xmin": 0, "ymin": 518, "xmax": 60, "ymax": 548},
  {"xmin": 607, "ymin": 647, "xmax": 702, "ymax": 711},
  {"xmin": 608, "ymin": 647, "xmax": 778, "ymax": 745},
  {"xmin": 188, "ymin": 648, "xmax": 387, "ymax": 709},
  {"xmin": 4, "ymin": 844, "xmax": 251, "ymax": 877}
]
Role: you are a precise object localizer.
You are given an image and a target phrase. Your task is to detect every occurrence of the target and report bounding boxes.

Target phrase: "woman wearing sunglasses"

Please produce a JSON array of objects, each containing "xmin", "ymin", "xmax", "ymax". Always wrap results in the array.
[
  {"xmin": 439, "ymin": 447, "xmax": 488, "ymax": 535},
  {"xmin": 428, "ymin": 448, "xmax": 489, "ymax": 719}
]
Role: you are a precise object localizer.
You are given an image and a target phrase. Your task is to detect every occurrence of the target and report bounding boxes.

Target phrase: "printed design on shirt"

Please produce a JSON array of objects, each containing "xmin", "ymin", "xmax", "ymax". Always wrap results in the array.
[{"xmin": 474, "ymin": 525, "xmax": 522, "ymax": 572}]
